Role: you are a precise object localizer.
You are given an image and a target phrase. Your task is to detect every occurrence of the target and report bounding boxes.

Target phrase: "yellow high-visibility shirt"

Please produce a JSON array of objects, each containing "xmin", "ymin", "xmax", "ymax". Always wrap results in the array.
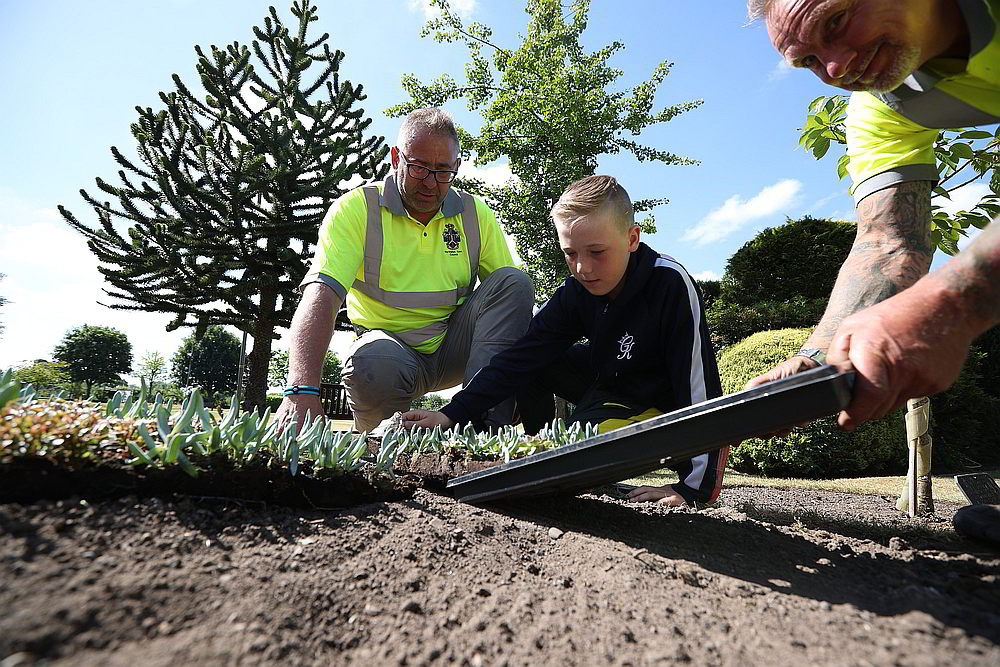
[{"xmin": 300, "ymin": 175, "xmax": 515, "ymax": 353}]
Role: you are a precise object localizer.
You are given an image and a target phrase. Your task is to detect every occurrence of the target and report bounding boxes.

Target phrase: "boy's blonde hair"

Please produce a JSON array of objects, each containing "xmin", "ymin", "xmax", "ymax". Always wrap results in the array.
[{"xmin": 551, "ymin": 175, "xmax": 635, "ymax": 231}]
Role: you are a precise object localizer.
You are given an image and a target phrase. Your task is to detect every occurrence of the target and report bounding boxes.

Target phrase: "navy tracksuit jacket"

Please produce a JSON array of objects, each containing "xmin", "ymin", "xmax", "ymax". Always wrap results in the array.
[{"xmin": 441, "ymin": 242, "xmax": 728, "ymax": 504}]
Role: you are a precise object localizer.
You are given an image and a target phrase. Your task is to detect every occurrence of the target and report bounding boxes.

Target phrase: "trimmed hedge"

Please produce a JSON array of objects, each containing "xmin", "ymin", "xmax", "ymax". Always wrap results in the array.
[
  {"xmin": 719, "ymin": 217, "xmax": 855, "ymax": 306},
  {"xmin": 929, "ymin": 347, "xmax": 1000, "ymax": 470},
  {"xmin": 719, "ymin": 328, "xmax": 1000, "ymax": 476},
  {"xmin": 706, "ymin": 296, "xmax": 828, "ymax": 350},
  {"xmin": 718, "ymin": 328, "xmax": 905, "ymax": 478}
]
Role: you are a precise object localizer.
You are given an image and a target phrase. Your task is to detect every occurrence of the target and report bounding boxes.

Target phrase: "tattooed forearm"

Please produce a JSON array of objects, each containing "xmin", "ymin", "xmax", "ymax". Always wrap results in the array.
[
  {"xmin": 935, "ymin": 219, "xmax": 1000, "ymax": 334},
  {"xmin": 806, "ymin": 181, "xmax": 934, "ymax": 348}
]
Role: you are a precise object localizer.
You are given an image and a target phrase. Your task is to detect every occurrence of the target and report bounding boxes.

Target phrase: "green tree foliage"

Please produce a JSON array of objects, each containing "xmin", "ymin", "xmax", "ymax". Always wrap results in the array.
[
  {"xmin": 59, "ymin": 1, "xmax": 389, "ymax": 410},
  {"xmin": 137, "ymin": 351, "xmax": 167, "ymax": 392},
  {"xmin": 268, "ymin": 348, "xmax": 341, "ymax": 387},
  {"xmin": 171, "ymin": 326, "xmax": 241, "ymax": 395},
  {"xmin": 411, "ymin": 393, "xmax": 447, "ymax": 410},
  {"xmin": 800, "ymin": 95, "xmax": 1000, "ymax": 256},
  {"xmin": 13, "ymin": 360, "xmax": 72, "ymax": 394},
  {"xmin": 52, "ymin": 325, "xmax": 133, "ymax": 397},
  {"xmin": 695, "ymin": 279, "xmax": 720, "ymax": 312},
  {"xmin": 387, "ymin": 0, "xmax": 701, "ymax": 298},
  {"xmin": 706, "ymin": 217, "xmax": 854, "ymax": 348},
  {"xmin": 718, "ymin": 328, "xmax": 905, "ymax": 478}
]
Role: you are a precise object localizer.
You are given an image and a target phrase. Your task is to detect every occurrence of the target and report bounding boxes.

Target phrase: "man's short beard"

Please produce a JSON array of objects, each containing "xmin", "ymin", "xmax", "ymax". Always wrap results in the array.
[{"xmin": 864, "ymin": 43, "xmax": 923, "ymax": 93}]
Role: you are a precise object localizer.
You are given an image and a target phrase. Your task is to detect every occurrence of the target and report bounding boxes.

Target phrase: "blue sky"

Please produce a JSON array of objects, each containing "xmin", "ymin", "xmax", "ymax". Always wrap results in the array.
[{"xmin": 0, "ymin": 0, "xmax": 986, "ymax": 380}]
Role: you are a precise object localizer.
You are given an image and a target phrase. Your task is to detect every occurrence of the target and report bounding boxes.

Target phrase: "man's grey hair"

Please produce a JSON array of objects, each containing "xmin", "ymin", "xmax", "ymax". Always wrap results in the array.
[
  {"xmin": 397, "ymin": 108, "xmax": 460, "ymax": 151},
  {"xmin": 746, "ymin": 0, "xmax": 775, "ymax": 23}
]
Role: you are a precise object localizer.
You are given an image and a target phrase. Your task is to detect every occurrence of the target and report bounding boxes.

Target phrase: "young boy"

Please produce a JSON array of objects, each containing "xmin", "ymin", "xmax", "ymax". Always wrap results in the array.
[{"xmin": 403, "ymin": 175, "xmax": 727, "ymax": 506}]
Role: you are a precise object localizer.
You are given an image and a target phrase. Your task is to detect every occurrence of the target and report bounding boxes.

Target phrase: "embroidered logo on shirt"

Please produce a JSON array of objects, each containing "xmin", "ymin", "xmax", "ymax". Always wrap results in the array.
[
  {"xmin": 443, "ymin": 223, "xmax": 462, "ymax": 255},
  {"xmin": 617, "ymin": 332, "xmax": 635, "ymax": 360}
]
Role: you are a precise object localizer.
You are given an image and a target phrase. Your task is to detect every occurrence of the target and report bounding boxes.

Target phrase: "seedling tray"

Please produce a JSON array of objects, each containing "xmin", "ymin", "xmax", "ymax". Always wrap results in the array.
[{"xmin": 447, "ymin": 365, "xmax": 854, "ymax": 503}]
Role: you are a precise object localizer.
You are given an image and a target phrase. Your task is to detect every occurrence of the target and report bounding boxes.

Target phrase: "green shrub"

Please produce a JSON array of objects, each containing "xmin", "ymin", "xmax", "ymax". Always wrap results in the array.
[
  {"xmin": 719, "ymin": 217, "xmax": 855, "ymax": 306},
  {"xmin": 718, "ymin": 328, "xmax": 906, "ymax": 478},
  {"xmin": 718, "ymin": 328, "xmax": 1000, "ymax": 475},
  {"xmin": 930, "ymin": 348, "xmax": 1000, "ymax": 470},
  {"xmin": 707, "ymin": 297, "xmax": 828, "ymax": 349},
  {"xmin": 696, "ymin": 279, "xmax": 721, "ymax": 311},
  {"xmin": 266, "ymin": 394, "xmax": 284, "ymax": 413},
  {"xmin": 969, "ymin": 324, "xmax": 1000, "ymax": 398},
  {"xmin": 411, "ymin": 393, "xmax": 447, "ymax": 410}
]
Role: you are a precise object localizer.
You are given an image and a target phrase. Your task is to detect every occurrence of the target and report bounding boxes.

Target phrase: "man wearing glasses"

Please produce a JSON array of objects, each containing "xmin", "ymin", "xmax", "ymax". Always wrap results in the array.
[{"xmin": 278, "ymin": 108, "xmax": 533, "ymax": 434}]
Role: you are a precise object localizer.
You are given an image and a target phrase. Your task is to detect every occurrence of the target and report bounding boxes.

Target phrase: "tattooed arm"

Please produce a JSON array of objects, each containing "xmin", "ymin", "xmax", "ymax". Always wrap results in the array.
[
  {"xmin": 804, "ymin": 181, "xmax": 934, "ymax": 349},
  {"xmin": 828, "ymin": 218, "xmax": 1000, "ymax": 428},
  {"xmin": 746, "ymin": 181, "xmax": 934, "ymax": 388}
]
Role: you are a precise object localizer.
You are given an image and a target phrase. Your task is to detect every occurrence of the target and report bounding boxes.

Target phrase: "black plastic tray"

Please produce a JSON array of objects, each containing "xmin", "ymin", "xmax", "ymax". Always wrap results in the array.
[{"xmin": 447, "ymin": 365, "xmax": 854, "ymax": 503}]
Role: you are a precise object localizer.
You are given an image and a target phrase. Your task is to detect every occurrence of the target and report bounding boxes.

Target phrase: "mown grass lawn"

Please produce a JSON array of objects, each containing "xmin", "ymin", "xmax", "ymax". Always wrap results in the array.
[{"xmin": 627, "ymin": 469, "xmax": 1000, "ymax": 505}]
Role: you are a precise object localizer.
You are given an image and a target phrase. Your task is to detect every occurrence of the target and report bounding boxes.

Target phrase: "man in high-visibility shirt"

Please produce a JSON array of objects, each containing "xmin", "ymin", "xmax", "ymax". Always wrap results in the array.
[
  {"xmin": 746, "ymin": 0, "xmax": 1000, "ymax": 544},
  {"xmin": 277, "ymin": 108, "xmax": 533, "ymax": 433}
]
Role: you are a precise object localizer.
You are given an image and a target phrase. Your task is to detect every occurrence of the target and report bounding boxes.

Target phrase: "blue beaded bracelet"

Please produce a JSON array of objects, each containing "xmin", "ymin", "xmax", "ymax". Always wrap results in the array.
[{"xmin": 284, "ymin": 385, "xmax": 321, "ymax": 396}]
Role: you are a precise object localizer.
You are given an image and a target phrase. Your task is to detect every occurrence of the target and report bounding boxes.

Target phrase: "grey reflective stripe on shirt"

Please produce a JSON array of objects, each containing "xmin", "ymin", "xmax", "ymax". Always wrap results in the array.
[
  {"xmin": 876, "ymin": 86, "xmax": 1000, "ymax": 129},
  {"xmin": 853, "ymin": 163, "xmax": 941, "ymax": 204},
  {"xmin": 461, "ymin": 192, "xmax": 481, "ymax": 291},
  {"xmin": 353, "ymin": 184, "xmax": 482, "ymax": 342}
]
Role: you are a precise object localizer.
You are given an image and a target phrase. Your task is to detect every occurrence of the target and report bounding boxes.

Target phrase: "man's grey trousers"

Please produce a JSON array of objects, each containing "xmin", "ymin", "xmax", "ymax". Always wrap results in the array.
[{"xmin": 342, "ymin": 267, "xmax": 534, "ymax": 432}]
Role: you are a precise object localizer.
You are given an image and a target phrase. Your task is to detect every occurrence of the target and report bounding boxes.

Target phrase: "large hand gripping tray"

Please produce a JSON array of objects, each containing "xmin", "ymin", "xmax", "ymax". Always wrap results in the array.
[{"xmin": 447, "ymin": 365, "xmax": 855, "ymax": 503}]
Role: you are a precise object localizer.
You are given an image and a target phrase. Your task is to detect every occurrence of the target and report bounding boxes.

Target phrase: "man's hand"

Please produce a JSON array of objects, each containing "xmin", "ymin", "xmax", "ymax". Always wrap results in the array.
[
  {"xmin": 401, "ymin": 410, "xmax": 455, "ymax": 430},
  {"xmin": 277, "ymin": 394, "xmax": 324, "ymax": 434},
  {"xmin": 827, "ymin": 284, "xmax": 971, "ymax": 431},
  {"xmin": 745, "ymin": 355, "xmax": 821, "ymax": 390},
  {"xmin": 627, "ymin": 485, "xmax": 688, "ymax": 506}
]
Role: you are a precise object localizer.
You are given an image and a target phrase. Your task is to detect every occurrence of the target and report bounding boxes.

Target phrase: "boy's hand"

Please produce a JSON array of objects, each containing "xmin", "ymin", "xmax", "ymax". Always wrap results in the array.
[
  {"xmin": 401, "ymin": 410, "xmax": 455, "ymax": 430},
  {"xmin": 627, "ymin": 485, "xmax": 688, "ymax": 507}
]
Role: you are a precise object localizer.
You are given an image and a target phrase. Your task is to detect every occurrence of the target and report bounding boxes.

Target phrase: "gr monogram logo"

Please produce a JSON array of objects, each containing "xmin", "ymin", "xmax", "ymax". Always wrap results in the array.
[
  {"xmin": 617, "ymin": 332, "xmax": 635, "ymax": 360},
  {"xmin": 443, "ymin": 223, "xmax": 462, "ymax": 251}
]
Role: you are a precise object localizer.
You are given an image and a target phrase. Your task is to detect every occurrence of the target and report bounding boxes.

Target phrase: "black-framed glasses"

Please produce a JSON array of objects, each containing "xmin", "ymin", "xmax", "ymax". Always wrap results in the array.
[{"xmin": 399, "ymin": 151, "xmax": 459, "ymax": 183}]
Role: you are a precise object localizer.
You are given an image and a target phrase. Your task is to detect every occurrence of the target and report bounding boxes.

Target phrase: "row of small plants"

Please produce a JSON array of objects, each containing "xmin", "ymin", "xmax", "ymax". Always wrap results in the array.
[
  {"xmin": 1, "ymin": 370, "xmax": 595, "ymax": 478},
  {"xmin": 380, "ymin": 419, "xmax": 599, "ymax": 463}
]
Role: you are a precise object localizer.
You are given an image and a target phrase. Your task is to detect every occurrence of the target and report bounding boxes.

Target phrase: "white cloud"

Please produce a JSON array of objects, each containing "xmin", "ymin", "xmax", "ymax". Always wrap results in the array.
[
  {"xmin": 768, "ymin": 57, "xmax": 793, "ymax": 82},
  {"xmin": 0, "ymin": 190, "xmax": 203, "ymax": 377},
  {"xmin": 932, "ymin": 181, "xmax": 992, "ymax": 218},
  {"xmin": 691, "ymin": 270, "xmax": 721, "ymax": 282},
  {"xmin": 803, "ymin": 191, "xmax": 841, "ymax": 215},
  {"xmin": 682, "ymin": 179, "xmax": 803, "ymax": 246},
  {"xmin": 463, "ymin": 162, "xmax": 514, "ymax": 189},
  {"xmin": 407, "ymin": 0, "xmax": 477, "ymax": 19}
]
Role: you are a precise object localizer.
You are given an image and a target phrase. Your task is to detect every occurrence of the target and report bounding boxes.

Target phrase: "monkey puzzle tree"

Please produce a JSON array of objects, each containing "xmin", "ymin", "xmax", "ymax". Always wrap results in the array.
[
  {"xmin": 59, "ymin": 1, "xmax": 388, "ymax": 408},
  {"xmin": 388, "ymin": 0, "xmax": 702, "ymax": 297}
]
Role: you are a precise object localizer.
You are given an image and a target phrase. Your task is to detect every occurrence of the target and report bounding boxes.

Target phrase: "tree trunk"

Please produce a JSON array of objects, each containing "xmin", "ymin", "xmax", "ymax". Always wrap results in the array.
[{"xmin": 243, "ymin": 288, "xmax": 279, "ymax": 411}]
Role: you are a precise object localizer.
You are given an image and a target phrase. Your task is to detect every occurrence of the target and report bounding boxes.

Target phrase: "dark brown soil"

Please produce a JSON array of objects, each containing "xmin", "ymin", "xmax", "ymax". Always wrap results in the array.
[
  {"xmin": 0, "ymin": 456, "xmax": 417, "ymax": 510},
  {"xmin": 2, "ymin": 481, "xmax": 999, "ymax": 665}
]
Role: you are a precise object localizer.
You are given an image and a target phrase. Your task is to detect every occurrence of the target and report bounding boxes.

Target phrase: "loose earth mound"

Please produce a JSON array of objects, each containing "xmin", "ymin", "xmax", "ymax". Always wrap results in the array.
[{"xmin": 2, "ymin": 485, "xmax": 999, "ymax": 665}]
